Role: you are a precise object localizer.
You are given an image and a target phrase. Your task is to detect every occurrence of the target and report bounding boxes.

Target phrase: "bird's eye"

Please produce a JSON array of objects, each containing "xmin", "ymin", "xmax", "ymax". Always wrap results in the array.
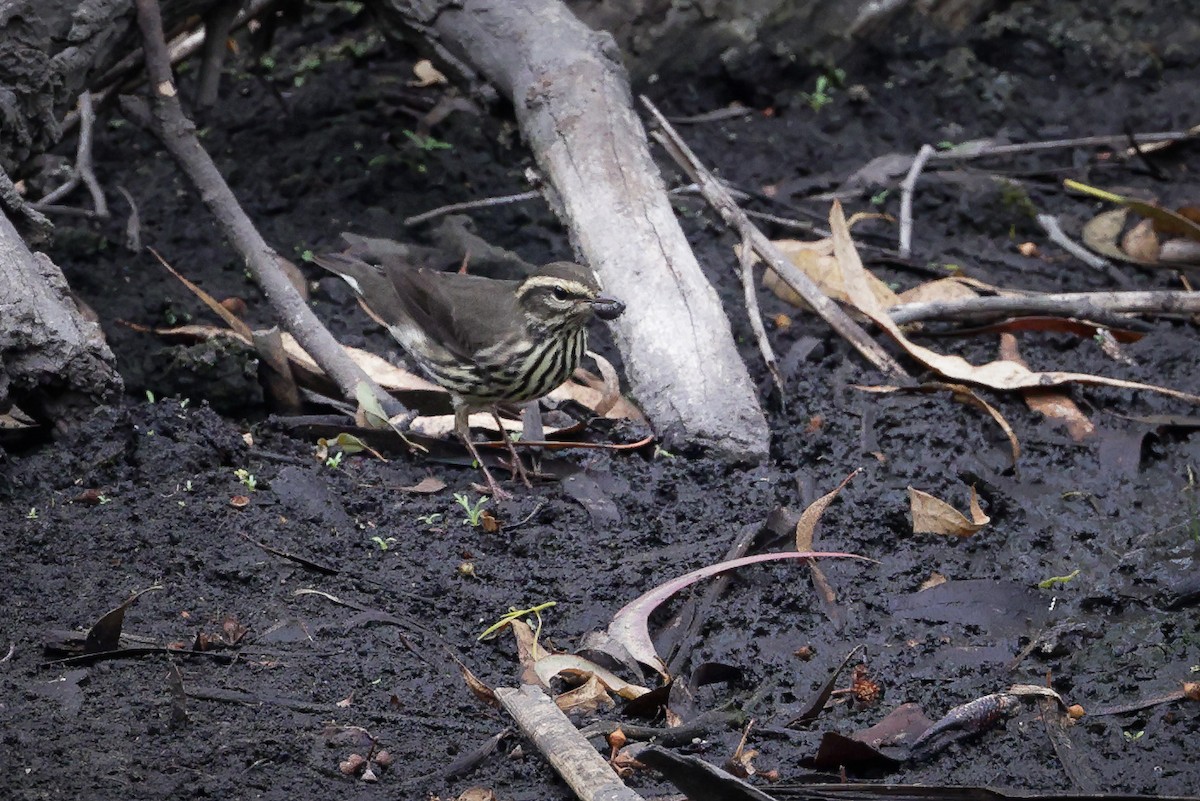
[{"xmin": 552, "ymin": 285, "xmax": 571, "ymax": 301}]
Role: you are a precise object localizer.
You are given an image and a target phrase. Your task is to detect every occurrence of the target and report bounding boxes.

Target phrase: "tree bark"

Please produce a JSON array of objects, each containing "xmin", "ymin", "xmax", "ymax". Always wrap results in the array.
[
  {"xmin": 0, "ymin": 210, "xmax": 122, "ymax": 422},
  {"xmin": 382, "ymin": 0, "xmax": 771, "ymax": 460}
]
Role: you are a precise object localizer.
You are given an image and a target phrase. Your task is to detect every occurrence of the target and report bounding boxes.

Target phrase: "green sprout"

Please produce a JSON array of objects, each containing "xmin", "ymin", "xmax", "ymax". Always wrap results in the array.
[
  {"xmin": 234, "ymin": 469, "xmax": 257, "ymax": 491},
  {"xmin": 802, "ymin": 68, "xmax": 845, "ymax": 113},
  {"xmin": 653, "ymin": 445, "xmax": 675, "ymax": 460},
  {"xmin": 1038, "ymin": 569, "xmax": 1080, "ymax": 589},
  {"xmin": 371, "ymin": 536, "xmax": 398, "ymax": 551},
  {"xmin": 402, "ymin": 130, "xmax": 453, "ymax": 151},
  {"xmin": 417, "ymin": 512, "xmax": 444, "ymax": 526},
  {"xmin": 325, "ymin": 451, "xmax": 344, "ymax": 469},
  {"xmin": 1123, "ymin": 730, "xmax": 1145, "ymax": 742},
  {"xmin": 478, "ymin": 601, "xmax": 557, "ymax": 642},
  {"xmin": 145, "ymin": 390, "xmax": 156, "ymax": 404},
  {"xmin": 26, "ymin": 507, "xmax": 38, "ymax": 520},
  {"xmin": 455, "ymin": 493, "xmax": 489, "ymax": 527}
]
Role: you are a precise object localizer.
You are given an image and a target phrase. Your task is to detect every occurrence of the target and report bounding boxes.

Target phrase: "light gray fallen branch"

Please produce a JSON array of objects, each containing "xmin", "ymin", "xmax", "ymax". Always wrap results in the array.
[
  {"xmin": 643, "ymin": 95, "xmax": 907, "ymax": 379},
  {"xmin": 897, "ymin": 143, "xmax": 935, "ymax": 258},
  {"xmin": 494, "ymin": 685, "xmax": 643, "ymax": 801},
  {"xmin": 889, "ymin": 290, "xmax": 1200, "ymax": 325}
]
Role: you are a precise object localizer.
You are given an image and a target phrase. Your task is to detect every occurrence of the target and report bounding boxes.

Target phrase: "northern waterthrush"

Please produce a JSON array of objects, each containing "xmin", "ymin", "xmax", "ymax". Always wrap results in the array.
[{"xmin": 316, "ymin": 250, "xmax": 626, "ymax": 497}]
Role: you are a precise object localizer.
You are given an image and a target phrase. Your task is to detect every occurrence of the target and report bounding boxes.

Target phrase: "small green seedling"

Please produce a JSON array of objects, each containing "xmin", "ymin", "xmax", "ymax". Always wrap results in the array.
[
  {"xmin": 653, "ymin": 445, "xmax": 675, "ymax": 460},
  {"xmin": 234, "ymin": 469, "xmax": 257, "ymax": 491},
  {"xmin": 1038, "ymin": 569, "xmax": 1080, "ymax": 589},
  {"xmin": 417, "ymin": 512, "xmax": 444, "ymax": 526},
  {"xmin": 455, "ymin": 493, "xmax": 489, "ymax": 527},
  {"xmin": 325, "ymin": 451, "xmax": 344, "ymax": 469},
  {"xmin": 402, "ymin": 130, "xmax": 453, "ymax": 151},
  {"xmin": 26, "ymin": 507, "xmax": 38, "ymax": 520},
  {"xmin": 371, "ymin": 536, "xmax": 398, "ymax": 551},
  {"xmin": 478, "ymin": 601, "xmax": 557, "ymax": 642},
  {"xmin": 1123, "ymin": 730, "xmax": 1145, "ymax": 742}
]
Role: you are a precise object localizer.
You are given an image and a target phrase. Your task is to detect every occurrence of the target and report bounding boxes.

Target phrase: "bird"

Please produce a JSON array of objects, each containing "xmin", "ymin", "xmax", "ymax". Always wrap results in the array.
[{"xmin": 314, "ymin": 247, "xmax": 626, "ymax": 498}]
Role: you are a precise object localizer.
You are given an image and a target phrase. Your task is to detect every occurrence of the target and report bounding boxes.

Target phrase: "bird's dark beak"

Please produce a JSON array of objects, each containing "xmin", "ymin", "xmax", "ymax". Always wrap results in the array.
[{"xmin": 591, "ymin": 295, "xmax": 626, "ymax": 321}]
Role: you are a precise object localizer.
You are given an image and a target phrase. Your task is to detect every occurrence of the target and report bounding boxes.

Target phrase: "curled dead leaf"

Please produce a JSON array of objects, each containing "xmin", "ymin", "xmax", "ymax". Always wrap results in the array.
[{"xmin": 909, "ymin": 486, "xmax": 990, "ymax": 537}]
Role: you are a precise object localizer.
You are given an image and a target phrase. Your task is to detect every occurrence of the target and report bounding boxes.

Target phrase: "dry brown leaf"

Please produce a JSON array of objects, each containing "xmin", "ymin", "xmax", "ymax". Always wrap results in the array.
[
  {"xmin": 554, "ymin": 674, "xmax": 616, "ymax": 715},
  {"xmin": 795, "ymin": 468, "xmax": 862, "ymax": 551},
  {"xmin": 909, "ymin": 486, "xmax": 990, "ymax": 537},
  {"xmin": 758, "ymin": 238, "xmax": 900, "ymax": 309},
  {"xmin": 830, "ymin": 200, "xmax": 1200, "ymax": 405},
  {"xmin": 894, "ymin": 276, "xmax": 980, "ymax": 306},
  {"xmin": 1081, "ymin": 208, "xmax": 1138, "ymax": 262},
  {"xmin": 919, "ymin": 572, "xmax": 948, "ymax": 591},
  {"xmin": 409, "ymin": 59, "xmax": 448, "ymax": 87},
  {"xmin": 999, "ymin": 334, "xmax": 1095, "ymax": 441},
  {"xmin": 1067, "ymin": 179, "xmax": 1200, "ymax": 242},
  {"xmin": 510, "ymin": 619, "xmax": 548, "ymax": 687},
  {"xmin": 456, "ymin": 788, "xmax": 498, "ymax": 801},
  {"xmin": 398, "ymin": 476, "xmax": 447, "ymax": 494},
  {"xmin": 1122, "ymin": 218, "xmax": 1161, "ymax": 262},
  {"xmin": 532, "ymin": 654, "xmax": 649, "ymax": 699}
]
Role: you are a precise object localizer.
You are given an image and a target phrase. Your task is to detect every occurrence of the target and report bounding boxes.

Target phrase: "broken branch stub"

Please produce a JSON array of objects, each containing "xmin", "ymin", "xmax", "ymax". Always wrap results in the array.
[{"xmin": 378, "ymin": 0, "xmax": 769, "ymax": 462}]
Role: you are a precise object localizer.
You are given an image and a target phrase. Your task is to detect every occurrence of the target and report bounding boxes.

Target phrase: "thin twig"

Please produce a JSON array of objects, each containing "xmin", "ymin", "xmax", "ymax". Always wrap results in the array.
[
  {"xmin": 1037, "ymin": 213, "xmax": 1134, "ymax": 287},
  {"xmin": 898, "ymin": 144, "xmax": 935, "ymax": 258},
  {"xmin": 196, "ymin": 0, "xmax": 240, "ymax": 107},
  {"xmin": 641, "ymin": 95, "xmax": 907, "ymax": 378},
  {"xmin": 929, "ymin": 128, "xmax": 1199, "ymax": 161},
  {"xmin": 62, "ymin": 0, "xmax": 281, "ymax": 133},
  {"xmin": 889, "ymin": 289, "xmax": 1200, "ymax": 325},
  {"xmin": 33, "ymin": 92, "xmax": 107, "ymax": 217},
  {"xmin": 76, "ymin": 92, "xmax": 107, "ymax": 218},
  {"xmin": 128, "ymin": 0, "xmax": 405, "ymax": 420},
  {"xmin": 404, "ymin": 190, "xmax": 540, "ymax": 226},
  {"xmin": 737, "ymin": 233, "xmax": 784, "ymax": 396},
  {"xmin": 115, "ymin": 186, "xmax": 142, "ymax": 251}
]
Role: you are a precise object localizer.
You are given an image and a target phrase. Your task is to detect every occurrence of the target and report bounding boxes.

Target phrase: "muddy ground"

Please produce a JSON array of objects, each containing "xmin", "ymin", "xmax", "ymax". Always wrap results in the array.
[{"xmin": 3, "ymin": 3, "xmax": 1200, "ymax": 799}]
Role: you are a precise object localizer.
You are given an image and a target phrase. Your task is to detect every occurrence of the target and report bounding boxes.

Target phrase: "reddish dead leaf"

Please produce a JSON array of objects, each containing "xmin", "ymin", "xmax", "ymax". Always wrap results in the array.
[
  {"xmin": 459, "ymin": 661, "xmax": 500, "ymax": 709},
  {"xmin": 999, "ymin": 333, "xmax": 1095, "ymax": 441}
]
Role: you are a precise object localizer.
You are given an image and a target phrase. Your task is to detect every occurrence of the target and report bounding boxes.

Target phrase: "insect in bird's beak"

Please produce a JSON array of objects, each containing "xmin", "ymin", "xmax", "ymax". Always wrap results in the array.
[{"xmin": 591, "ymin": 295, "xmax": 625, "ymax": 321}]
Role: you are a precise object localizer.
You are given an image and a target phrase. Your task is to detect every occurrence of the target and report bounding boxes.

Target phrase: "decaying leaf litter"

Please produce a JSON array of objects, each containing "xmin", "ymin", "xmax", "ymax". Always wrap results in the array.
[{"xmin": 4, "ymin": 4, "xmax": 1200, "ymax": 801}]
